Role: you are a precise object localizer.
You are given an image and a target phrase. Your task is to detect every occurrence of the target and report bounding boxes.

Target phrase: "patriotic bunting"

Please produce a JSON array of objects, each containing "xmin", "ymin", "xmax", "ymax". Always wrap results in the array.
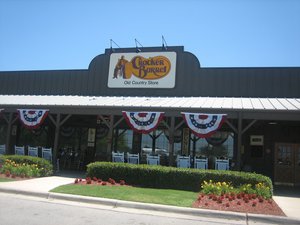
[
  {"xmin": 17, "ymin": 109, "xmax": 49, "ymax": 129},
  {"xmin": 96, "ymin": 124, "xmax": 109, "ymax": 139},
  {"xmin": 122, "ymin": 111, "xmax": 165, "ymax": 134},
  {"xmin": 181, "ymin": 112, "xmax": 226, "ymax": 138},
  {"xmin": 206, "ymin": 131, "xmax": 229, "ymax": 146},
  {"xmin": 60, "ymin": 127, "xmax": 75, "ymax": 137}
]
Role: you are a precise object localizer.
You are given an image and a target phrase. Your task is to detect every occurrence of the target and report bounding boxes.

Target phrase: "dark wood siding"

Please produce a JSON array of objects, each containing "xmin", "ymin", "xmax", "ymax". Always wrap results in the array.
[
  {"xmin": 0, "ymin": 46, "xmax": 299, "ymax": 98},
  {"xmin": 0, "ymin": 70, "xmax": 88, "ymax": 96}
]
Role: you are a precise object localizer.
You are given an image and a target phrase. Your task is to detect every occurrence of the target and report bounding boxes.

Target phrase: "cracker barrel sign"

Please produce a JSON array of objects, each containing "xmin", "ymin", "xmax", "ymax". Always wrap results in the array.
[{"xmin": 108, "ymin": 52, "xmax": 176, "ymax": 88}]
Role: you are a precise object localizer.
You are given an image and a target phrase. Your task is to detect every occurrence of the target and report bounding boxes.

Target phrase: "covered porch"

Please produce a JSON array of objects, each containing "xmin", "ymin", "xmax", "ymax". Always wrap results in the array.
[{"xmin": 1, "ymin": 95, "xmax": 300, "ymax": 184}]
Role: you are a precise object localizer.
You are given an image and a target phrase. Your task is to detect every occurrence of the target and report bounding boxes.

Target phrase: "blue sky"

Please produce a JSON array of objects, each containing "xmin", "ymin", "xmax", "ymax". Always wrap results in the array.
[{"xmin": 0, "ymin": 0, "xmax": 300, "ymax": 71}]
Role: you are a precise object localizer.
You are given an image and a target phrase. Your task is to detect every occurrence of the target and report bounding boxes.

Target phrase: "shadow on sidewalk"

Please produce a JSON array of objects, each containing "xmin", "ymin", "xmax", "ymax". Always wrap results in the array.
[{"xmin": 273, "ymin": 185, "xmax": 300, "ymax": 198}]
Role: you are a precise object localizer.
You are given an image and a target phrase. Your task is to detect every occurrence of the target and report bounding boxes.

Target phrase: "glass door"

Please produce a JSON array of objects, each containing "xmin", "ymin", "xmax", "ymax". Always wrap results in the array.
[
  {"xmin": 295, "ymin": 144, "xmax": 300, "ymax": 185},
  {"xmin": 274, "ymin": 143, "xmax": 294, "ymax": 185}
]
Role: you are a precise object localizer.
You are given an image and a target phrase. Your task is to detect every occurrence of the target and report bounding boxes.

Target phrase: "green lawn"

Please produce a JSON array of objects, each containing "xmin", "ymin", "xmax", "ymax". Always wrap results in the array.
[
  {"xmin": 0, "ymin": 178, "xmax": 15, "ymax": 182},
  {"xmin": 51, "ymin": 185, "xmax": 198, "ymax": 207}
]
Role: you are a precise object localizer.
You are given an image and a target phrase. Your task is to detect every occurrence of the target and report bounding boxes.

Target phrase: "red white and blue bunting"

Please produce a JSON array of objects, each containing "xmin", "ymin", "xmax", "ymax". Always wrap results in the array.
[
  {"xmin": 17, "ymin": 109, "xmax": 49, "ymax": 129},
  {"xmin": 60, "ymin": 126, "xmax": 75, "ymax": 137},
  {"xmin": 181, "ymin": 112, "xmax": 227, "ymax": 138},
  {"xmin": 122, "ymin": 111, "xmax": 165, "ymax": 134}
]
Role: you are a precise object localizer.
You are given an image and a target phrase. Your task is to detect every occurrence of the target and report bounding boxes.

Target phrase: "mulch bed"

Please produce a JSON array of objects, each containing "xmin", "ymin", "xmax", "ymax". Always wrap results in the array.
[
  {"xmin": 193, "ymin": 193, "xmax": 285, "ymax": 216},
  {"xmin": 0, "ymin": 173, "xmax": 31, "ymax": 181},
  {"xmin": 74, "ymin": 177, "xmax": 129, "ymax": 187}
]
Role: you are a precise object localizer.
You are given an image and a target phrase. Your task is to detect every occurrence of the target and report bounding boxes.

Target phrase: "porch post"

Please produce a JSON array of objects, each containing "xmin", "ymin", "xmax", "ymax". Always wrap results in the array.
[
  {"xmin": 168, "ymin": 116, "xmax": 175, "ymax": 166},
  {"xmin": 53, "ymin": 113, "xmax": 61, "ymax": 165},
  {"xmin": 5, "ymin": 113, "xmax": 13, "ymax": 154},
  {"xmin": 132, "ymin": 132, "xmax": 142, "ymax": 154},
  {"xmin": 106, "ymin": 115, "xmax": 114, "ymax": 161},
  {"xmin": 114, "ymin": 129, "xmax": 119, "ymax": 151},
  {"xmin": 237, "ymin": 113, "xmax": 243, "ymax": 170},
  {"xmin": 49, "ymin": 113, "xmax": 72, "ymax": 166},
  {"xmin": 191, "ymin": 136, "xmax": 199, "ymax": 158},
  {"xmin": 151, "ymin": 130, "xmax": 156, "ymax": 154}
]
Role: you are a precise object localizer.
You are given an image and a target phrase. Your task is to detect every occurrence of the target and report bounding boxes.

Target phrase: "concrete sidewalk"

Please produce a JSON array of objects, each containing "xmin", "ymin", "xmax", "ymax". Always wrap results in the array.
[
  {"xmin": 273, "ymin": 185, "xmax": 300, "ymax": 221},
  {"xmin": 0, "ymin": 175, "xmax": 300, "ymax": 225}
]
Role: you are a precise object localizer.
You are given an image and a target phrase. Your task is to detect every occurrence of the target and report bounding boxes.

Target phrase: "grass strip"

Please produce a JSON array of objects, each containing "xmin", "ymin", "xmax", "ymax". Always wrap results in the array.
[
  {"xmin": 0, "ymin": 178, "xmax": 15, "ymax": 182},
  {"xmin": 51, "ymin": 184, "xmax": 198, "ymax": 207}
]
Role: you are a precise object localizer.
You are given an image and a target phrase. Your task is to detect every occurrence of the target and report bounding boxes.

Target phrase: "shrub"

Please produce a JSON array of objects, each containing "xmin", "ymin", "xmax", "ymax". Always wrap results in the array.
[
  {"xmin": 255, "ymin": 182, "xmax": 272, "ymax": 199},
  {"xmin": 86, "ymin": 177, "xmax": 92, "ymax": 184},
  {"xmin": 1, "ymin": 159, "xmax": 41, "ymax": 177},
  {"xmin": 108, "ymin": 178, "xmax": 116, "ymax": 185},
  {"xmin": 0, "ymin": 155, "xmax": 53, "ymax": 177},
  {"xmin": 120, "ymin": 180, "xmax": 126, "ymax": 185},
  {"xmin": 5, "ymin": 170, "xmax": 10, "ymax": 177},
  {"xmin": 201, "ymin": 180, "xmax": 234, "ymax": 195},
  {"xmin": 239, "ymin": 184, "xmax": 256, "ymax": 194},
  {"xmin": 86, "ymin": 162, "xmax": 273, "ymax": 195},
  {"xmin": 200, "ymin": 180, "xmax": 271, "ymax": 199}
]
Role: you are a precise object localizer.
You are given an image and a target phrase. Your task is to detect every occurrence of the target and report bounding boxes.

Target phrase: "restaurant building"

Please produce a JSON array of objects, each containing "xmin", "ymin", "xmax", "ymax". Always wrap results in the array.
[{"xmin": 0, "ymin": 46, "xmax": 300, "ymax": 185}]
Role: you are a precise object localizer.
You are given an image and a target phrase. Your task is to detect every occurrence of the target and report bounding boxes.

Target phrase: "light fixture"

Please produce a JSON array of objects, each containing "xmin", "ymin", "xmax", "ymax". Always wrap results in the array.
[
  {"xmin": 110, "ymin": 39, "xmax": 120, "ymax": 53},
  {"xmin": 268, "ymin": 121, "xmax": 277, "ymax": 125},
  {"xmin": 162, "ymin": 35, "xmax": 168, "ymax": 51},
  {"xmin": 135, "ymin": 38, "xmax": 143, "ymax": 53}
]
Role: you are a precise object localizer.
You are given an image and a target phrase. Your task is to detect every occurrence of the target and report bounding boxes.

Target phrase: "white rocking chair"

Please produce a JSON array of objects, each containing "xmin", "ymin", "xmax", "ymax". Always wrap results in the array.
[
  {"xmin": 127, "ymin": 153, "xmax": 139, "ymax": 164},
  {"xmin": 15, "ymin": 145, "xmax": 25, "ymax": 155},
  {"xmin": 146, "ymin": 154, "xmax": 160, "ymax": 165},
  {"xmin": 215, "ymin": 159, "xmax": 229, "ymax": 170},
  {"xmin": 194, "ymin": 157, "xmax": 208, "ymax": 169},
  {"xmin": 0, "ymin": 144, "xmax": 6, "ymax": 155},
  {"xmin": 177, "ymin": 155, "xmax": 191, "ymax": 168},
  {"xmin": 28, "ymin": 146, "xmax": 38, "ymax": 157},
  {"xmin": 42, "ymin": 147, "xmax": 52, "ymax": 162},
  {"xmin": 112, "ymin": 152, "xmax": 125, "ymax": 163}
]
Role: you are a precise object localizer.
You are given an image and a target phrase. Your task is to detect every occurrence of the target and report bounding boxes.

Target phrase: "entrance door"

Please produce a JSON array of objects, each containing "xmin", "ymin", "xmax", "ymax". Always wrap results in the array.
[
  {"xmin": 274, "ymin": 143, "xmax": 300, "ymax": 185},
  {"xmin": 295, "ymin": 145, "xmax": 300, "ymax": 185}
]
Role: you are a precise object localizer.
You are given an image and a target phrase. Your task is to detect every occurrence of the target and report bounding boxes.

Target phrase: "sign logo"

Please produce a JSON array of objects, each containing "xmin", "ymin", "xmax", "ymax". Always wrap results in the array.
[
  {"xmin": 113, "ymin": 55, "xmax": 171, "ymax": 80},
  {"xmin": 108, "ymin": 52, "xmax": 176, "ymax": 88}
]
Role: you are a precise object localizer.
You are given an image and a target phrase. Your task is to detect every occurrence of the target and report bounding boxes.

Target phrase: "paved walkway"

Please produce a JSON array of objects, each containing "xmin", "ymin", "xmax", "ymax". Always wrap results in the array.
[
  {"xmin": 273, "ymin": 185, "xmax": 300, "ymax": 220},
  {"xmin": 0, "ymin": 173, "xmax": 300, "ymax": 225}
]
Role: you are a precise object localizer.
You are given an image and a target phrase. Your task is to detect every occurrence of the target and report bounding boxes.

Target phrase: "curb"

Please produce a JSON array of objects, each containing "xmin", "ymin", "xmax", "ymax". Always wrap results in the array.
[
  {"xmin": 49, "ymin": 192, "xmax": 246, "ymax": 220},
  {"xmin": 0, "ymin": 187, "xmax": 50, "ymax": 199},
  {"xmin": 49, "ymin": 192, "xmax": 300, "ymax": 225},
  {"xmin": 1, "ymin": 186, "xmax": 300, "ymax": 225},
  {"xmin": 247, "ymin": 213, "xmax": 300, "ymax": 225}
]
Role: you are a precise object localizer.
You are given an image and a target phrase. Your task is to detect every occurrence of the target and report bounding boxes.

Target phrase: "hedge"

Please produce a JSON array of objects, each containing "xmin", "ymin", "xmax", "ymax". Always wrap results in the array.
[
  {"xmin": 0, "ymin": 155, "xmax": 53, "ymax": 176},
  {"xmin": 86, "ymin": 162, "xmax": 273, "ymax": 195}
]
